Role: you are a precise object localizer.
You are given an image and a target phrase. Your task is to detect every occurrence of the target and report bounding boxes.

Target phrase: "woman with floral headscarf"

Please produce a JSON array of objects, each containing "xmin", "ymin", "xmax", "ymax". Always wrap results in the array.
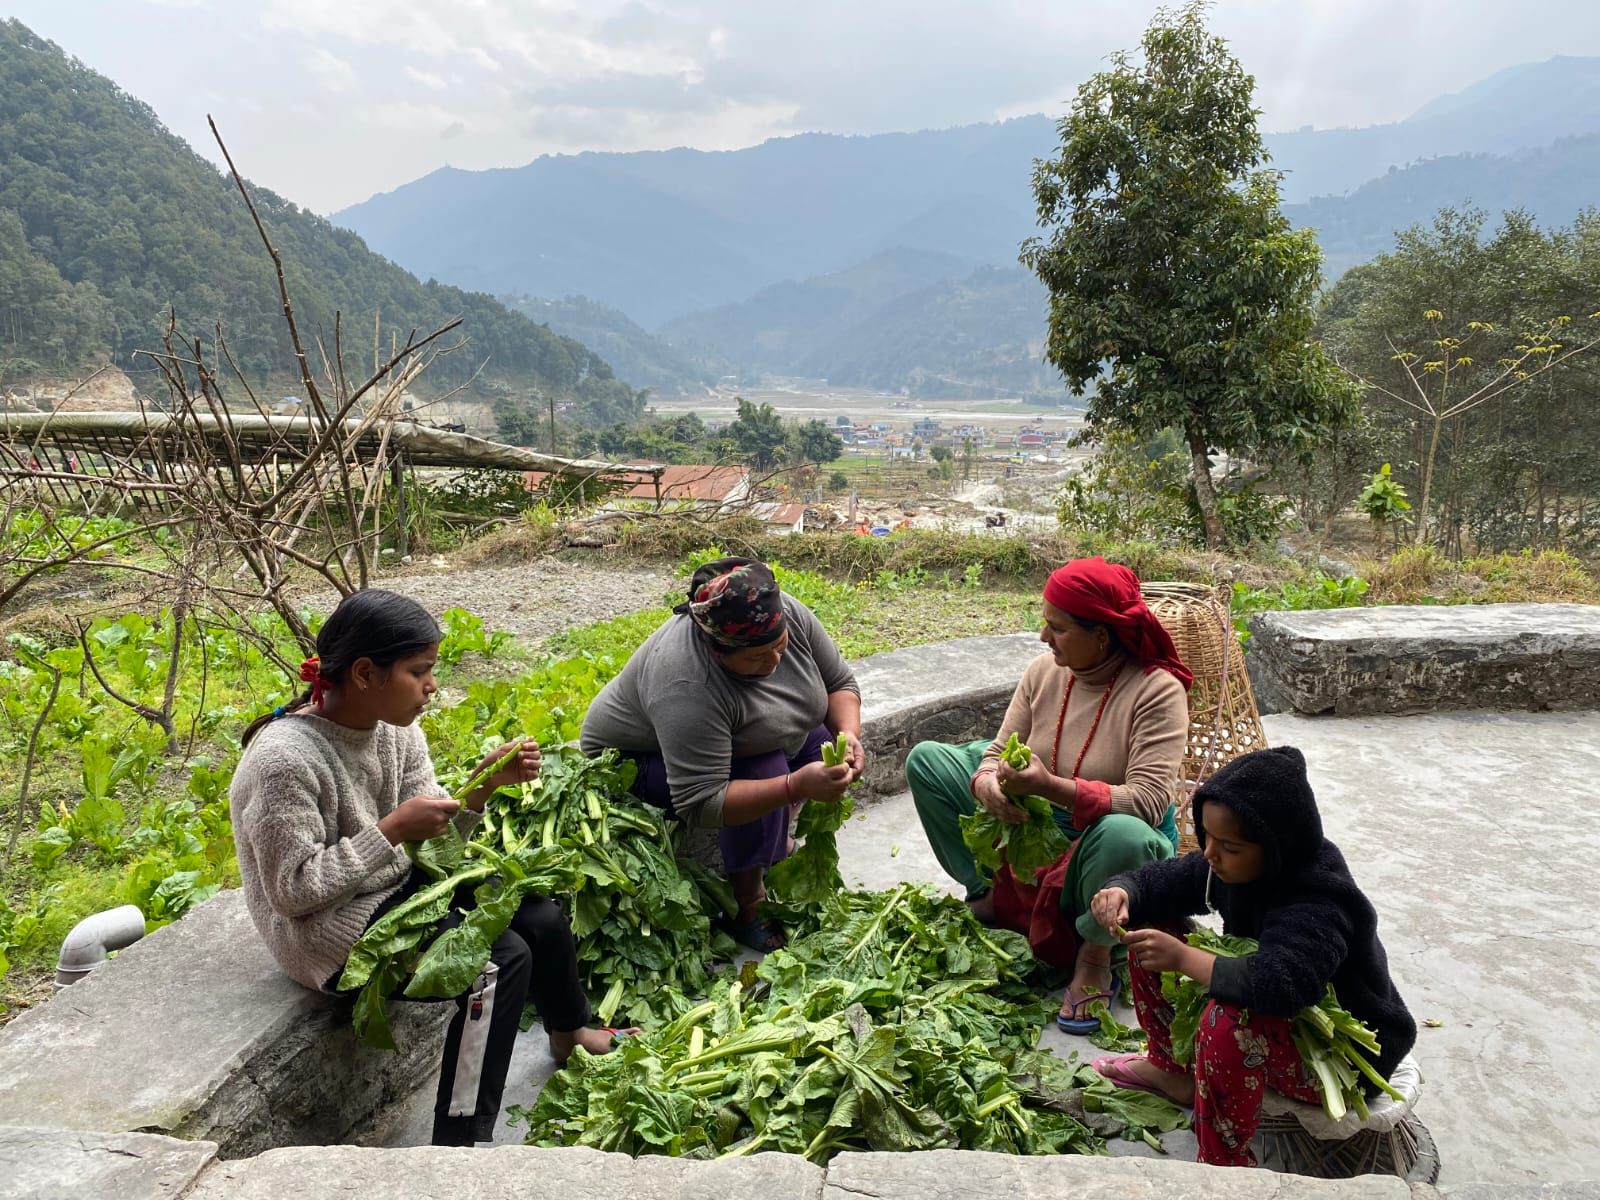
[
  {"xmin": 581, "ymin": 557, "xmax": 863, "ymax": 950},
  {"xmin": 907, "ymin": 557, "xmax": 1191, "ymax": 1034}
]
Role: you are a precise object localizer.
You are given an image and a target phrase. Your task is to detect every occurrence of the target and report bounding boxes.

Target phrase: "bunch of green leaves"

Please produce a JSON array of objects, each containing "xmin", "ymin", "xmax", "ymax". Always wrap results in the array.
[
  {"xmin": 764, "ymin": 732, "xmax": 856, "ymax": 909},
  {"xmin": 959, "ymin": 736, "xmax": 1068, "ymax": 885},
  {"xmin": 343, "ymin": 745, "xmax": 731, "ymax": 1046},
  {"xmin": 490, "ymin": 746, "xmax": 731, "ymax": 1028},
  {"xmin": 1160, "ymin": 926, "xmax": 1403, "ymax": 1122},
  {"xmin": 338, "ymin": 837, "xmax": 580, "ymax": 1050},
  {"xmin": 523, "ymin": 884, "xmax": 1179, "ymax": 1160}
]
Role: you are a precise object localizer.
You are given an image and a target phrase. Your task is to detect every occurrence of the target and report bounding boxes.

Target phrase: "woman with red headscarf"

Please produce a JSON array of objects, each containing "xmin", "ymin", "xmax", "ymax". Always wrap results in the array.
[{"xmin": 907, "ymin": 557, "xmax": 1191, "ymax": 1034}]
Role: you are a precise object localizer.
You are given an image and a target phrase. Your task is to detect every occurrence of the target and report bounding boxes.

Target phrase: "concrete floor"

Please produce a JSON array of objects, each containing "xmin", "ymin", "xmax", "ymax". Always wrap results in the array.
[{"xmin": 388, "ymin": 709, "xmax": 1600, "ymax": 1186}]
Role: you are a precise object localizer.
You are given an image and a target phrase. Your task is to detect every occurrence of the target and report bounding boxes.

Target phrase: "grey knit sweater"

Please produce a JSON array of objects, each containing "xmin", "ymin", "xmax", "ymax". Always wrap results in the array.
[
  {"xmin": 579, "ymin": 596, "xmax": 859, "ymax": 827},
  {"xmin": 229, "ymin": 713, "xmax": 479, "ymax": 992}
]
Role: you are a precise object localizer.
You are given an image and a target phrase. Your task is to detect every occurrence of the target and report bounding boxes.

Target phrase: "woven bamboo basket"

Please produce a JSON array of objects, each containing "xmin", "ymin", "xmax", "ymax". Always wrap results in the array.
[{"xmin": 1141, "ymin": 581, "xmax": 1268, "ymax": 854}]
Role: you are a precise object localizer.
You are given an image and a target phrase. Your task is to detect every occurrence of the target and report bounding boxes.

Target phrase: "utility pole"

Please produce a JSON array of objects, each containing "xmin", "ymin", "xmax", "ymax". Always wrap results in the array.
[{"xmin": 547, "ymin": 392, "xmax": 558, "ymax": 455}]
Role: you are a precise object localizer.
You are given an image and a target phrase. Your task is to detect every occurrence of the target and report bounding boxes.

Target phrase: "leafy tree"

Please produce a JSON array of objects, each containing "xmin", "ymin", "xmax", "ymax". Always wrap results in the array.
[
  {"xmin": 960, "ymin": 436, "xmax": 978, "ymax": 482},
  {"xmin": 1320, "ymin": 207, "xmax": 1600, "ymax": 552},
  {"xmin": 493, "ymin": 398, "xmax": 542, "ymax": 447},
  {"xmin": 787, "ymin": 419, "xmax": 844, "ymax": 466},
  {"xmin": 1357, "ymin": 463, "xmax": 1411, "ymax": 550},
  {"xmin": 728, "ymin": 398, "xmax": 788, "ymax": 470},
  {"xmin": 929, "ymin": 445, "xmax": 952, "ymax": 463},
  {"xmin": 1021, "ymin": 1, "xmax": 1358, "ymax": 547}
]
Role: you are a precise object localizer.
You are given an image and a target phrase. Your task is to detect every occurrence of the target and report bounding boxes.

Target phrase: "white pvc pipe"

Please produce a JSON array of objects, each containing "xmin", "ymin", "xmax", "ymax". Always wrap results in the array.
[{"xmin": 55, "ymin": 905, "xmax": 146, "ymax": 988}]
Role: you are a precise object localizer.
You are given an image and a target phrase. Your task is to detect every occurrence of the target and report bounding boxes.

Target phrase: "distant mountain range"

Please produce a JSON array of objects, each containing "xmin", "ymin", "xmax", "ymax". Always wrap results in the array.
[
  {"xmin": 332, "ymin": 55, "xmax": 1600, "ymax": 399},
  {"xmin": 502, "ymin": 293, "xmax": 717, "ymax": 397},
  {"xmin": 0, "ymin": 20, "xmax": 646, "ymax": 431}
]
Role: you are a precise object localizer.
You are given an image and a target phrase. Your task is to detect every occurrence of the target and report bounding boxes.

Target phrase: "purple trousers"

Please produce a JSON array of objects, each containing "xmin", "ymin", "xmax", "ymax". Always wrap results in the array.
[{"xmin": 630, "ymin": 725, "xmax": 831, "ymax": 873}]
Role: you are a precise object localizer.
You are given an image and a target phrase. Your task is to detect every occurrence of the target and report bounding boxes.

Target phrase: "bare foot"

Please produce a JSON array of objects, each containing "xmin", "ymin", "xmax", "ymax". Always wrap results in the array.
[
  {"xmin": 1111, "ymin": 1056, "xmax": 1196, "ymax": 1107},
  {"xmin": 549, "ymin": 1025, "xmax": 637, "ymax": 1067},
  {"xmin": 966, "ymin": 891, "xmax": 997, "ymax": 924}
]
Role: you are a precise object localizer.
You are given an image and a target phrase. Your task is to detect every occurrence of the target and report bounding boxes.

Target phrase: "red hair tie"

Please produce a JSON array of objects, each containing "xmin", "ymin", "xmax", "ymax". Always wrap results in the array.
[{"xmin": 299, "ymin": 655, "xmax": 331, "ymax": 706}]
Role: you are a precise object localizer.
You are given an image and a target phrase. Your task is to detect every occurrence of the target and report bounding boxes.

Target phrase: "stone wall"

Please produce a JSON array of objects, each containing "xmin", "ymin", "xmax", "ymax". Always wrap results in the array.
[
  {"xmin": 1247, "ymin": 604, "xmax": 1600, "ymax": 716},
  {"xmin": 853, "ymin": 632, "xmax": 1046, "ymax": 797}
]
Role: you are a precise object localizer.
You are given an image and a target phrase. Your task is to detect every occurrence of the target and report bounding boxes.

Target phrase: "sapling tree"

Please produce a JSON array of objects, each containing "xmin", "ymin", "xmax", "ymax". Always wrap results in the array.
[{"xmin": 1022, "ymin": 1, "xmax": 1358, "ymax": 547}]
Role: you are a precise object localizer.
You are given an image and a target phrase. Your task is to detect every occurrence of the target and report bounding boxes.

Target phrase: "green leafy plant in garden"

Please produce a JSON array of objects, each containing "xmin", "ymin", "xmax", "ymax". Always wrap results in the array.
[
  {"xmin": 435, "ymin": 607, "xmax": 516, "ymax": 667},
  {"xmin": 1357, "ymin": 463, "xmax": 1412, "ymax": 551},
  {"xmin": 1229, "ymin": 574, "xmax": 1369, "ymax": 643}
]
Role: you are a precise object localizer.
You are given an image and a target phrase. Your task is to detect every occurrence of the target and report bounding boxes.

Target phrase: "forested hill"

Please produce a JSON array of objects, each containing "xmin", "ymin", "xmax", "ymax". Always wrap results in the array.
[{"xmin": 0, "ymin": 20, "xmax": 642, "ymax": 427}]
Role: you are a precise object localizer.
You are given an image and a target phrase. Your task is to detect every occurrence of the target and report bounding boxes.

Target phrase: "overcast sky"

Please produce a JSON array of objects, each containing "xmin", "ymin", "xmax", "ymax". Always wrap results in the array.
[{"xmin": 9, "ymin": 0, "xmax": 1600, "ymax": 214}]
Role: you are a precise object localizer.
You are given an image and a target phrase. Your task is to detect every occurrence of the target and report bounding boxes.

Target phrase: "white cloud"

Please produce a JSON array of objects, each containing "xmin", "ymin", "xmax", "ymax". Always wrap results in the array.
[
  {"xmin": 303, "ymin": 46, "xmax": 357, "ymax": 94},
  {"xmin": 11, "ymin": 0, "xmax": 1600, "ymax": 212},
  {"xmin": 404, "ymin": 66, "xmax": 448, "ymax": 91}
]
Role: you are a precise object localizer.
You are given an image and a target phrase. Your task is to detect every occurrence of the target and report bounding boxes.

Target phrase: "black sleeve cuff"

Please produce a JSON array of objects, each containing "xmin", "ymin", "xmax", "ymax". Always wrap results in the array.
[
  {"xmin": 1207, "ymin": 953, "xmax": 1253, "ymax": 1007},
  {"xmin": 1107, "ymin": 871, "xmax": 1141, "ymax": 920}
]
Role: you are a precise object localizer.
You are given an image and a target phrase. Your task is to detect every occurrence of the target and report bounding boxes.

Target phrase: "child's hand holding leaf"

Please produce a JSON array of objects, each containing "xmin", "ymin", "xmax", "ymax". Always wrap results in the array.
[{"xmin": 1125, "ymin": 927, "xmax": 1211, "ymax": 981}]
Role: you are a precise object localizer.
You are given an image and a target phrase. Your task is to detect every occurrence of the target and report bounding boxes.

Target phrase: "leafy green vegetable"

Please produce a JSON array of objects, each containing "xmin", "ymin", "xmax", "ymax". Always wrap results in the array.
[
  {"xmin": 765, "ymin": 793, "xmax": 855, "ymax": 907},
  {"xmin": 1161, "ymin": 926, "xmax": 1404, "ymax": 1122},
  {"xmin": 1084, "ymin": 1001, "xmax": 1146, "ymax": 1053},
  {"xmin": 342, "ymin": 746, "xmax": 734, "ymax": 1045},
  {"xmin": 521, "ymin": 883, "xmax": 1137, "ymax": 1160},
  {"xmin": 960, "ymin": 792, "xmax": 1069, "ymax": 886},
  {"xmin": 766, "ymin": 733, "xmax": 857, "ymax": 908},
  {"xmin": 957, "ymin": 734, "xmax": 1069, "ymax": 885},
  {"xmin": 820, "ymin": 732, "xmax": 850, "ymax": 768}
]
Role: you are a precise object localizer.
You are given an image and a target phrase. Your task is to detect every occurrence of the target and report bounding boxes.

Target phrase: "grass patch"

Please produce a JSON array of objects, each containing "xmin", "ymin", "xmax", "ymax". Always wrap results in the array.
[
  {"xmin": 1360, "ymin": 547, "xmax": 1600, "ymax": 605},
  {"xmin": 546, "ymin": 561, "xmax": 1043, "ymax": 663}
]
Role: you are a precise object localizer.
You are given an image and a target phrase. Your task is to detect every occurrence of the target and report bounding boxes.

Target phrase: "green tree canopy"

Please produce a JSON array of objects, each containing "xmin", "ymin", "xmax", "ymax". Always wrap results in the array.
[
  {"xmin": 787, "ymin": 419, "xmax": 844, "ymax": 466},
  {"xmin": 1021, "ymin": 1, "xmax": 1358, "ymax": 546},
  {"xmin": 728, "ymin": 398, "xmax": 789, "ymax": 471}
]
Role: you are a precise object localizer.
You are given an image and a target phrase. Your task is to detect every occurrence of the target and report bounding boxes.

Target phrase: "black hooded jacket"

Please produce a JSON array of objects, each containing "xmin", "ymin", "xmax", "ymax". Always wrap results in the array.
[{"xmin": 1109, "ymin": 745, "xmax": 1416, "ymax": 1087}]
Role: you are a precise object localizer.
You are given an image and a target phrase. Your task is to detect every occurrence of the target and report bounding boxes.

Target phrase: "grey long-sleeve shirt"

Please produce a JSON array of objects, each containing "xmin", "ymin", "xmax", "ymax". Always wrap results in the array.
[{"xmin": 579, "ymin": 596, "xmax": 859, "ymax": 827}]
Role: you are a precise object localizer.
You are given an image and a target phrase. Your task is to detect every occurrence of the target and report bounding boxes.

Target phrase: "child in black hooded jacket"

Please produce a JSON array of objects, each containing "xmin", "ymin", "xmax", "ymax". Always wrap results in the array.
[{"xmin": 1088, "ymin": 744, "xmax": 1415, "ymax": 1167}]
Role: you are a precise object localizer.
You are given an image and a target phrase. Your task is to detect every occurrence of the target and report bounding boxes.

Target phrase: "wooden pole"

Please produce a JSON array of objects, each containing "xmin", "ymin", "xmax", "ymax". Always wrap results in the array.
[
  {"xmin": 547, "ymin": 392, "xmax": 557, "ymax": 455},
  {"xmin": 390, "ymin": 453, "xmax": 409, "ymax": 558}
]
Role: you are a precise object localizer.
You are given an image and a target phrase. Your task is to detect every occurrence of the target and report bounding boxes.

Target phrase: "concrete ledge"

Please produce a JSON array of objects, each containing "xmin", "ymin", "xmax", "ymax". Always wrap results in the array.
[
  {"xmin": 184, "ymin": 1144, "xmax": 826, "ymax": 1200},
  {"xmin": 825, "ymin": 1150, "xmax": 1414, "ymax": 1197},
  {"xmin": 1437, "ymin": 1188, "xmax": 1600, "ymax": 1199},
  {"xmin": 852, "ymin": 632, "xmax": 1044, "ymax": 797},
  {"xmin": 0, "ymin": 1126, "xmax": 217, "ymax": 1200},
  {"xmin": 1246, "ymin": 604, "xmax": 1600, "ymax": 716},
  {"xmin": 0, "ymin": 891, "xmax": 447, "ymax": 1158},
  {"xmin": 12, "ymin": 1135, "xmax": 1550, "ymax": 1200}
]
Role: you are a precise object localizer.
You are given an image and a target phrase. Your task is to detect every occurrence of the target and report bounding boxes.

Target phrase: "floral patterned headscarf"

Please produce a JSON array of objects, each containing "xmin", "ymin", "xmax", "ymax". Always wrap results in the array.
[{"xmin": 673, "ymin": 557, "xmax": 786, "ymax": 650}]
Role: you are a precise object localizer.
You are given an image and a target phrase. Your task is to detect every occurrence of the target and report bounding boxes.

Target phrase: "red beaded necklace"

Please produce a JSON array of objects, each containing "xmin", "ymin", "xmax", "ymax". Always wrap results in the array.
[{"xmin": 1050, "ymin": 667, "xmax": 1121, "ymax": 777}]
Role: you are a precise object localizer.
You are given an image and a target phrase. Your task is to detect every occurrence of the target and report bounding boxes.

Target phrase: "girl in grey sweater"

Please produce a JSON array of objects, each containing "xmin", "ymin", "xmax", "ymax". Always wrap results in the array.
[{"xmin": 231, "ymin": 590, "xmax": 619, "ymax": 1146}]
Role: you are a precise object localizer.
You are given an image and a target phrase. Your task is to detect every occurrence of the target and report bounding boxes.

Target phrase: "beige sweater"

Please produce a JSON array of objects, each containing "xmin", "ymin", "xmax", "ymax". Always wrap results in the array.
[
  {"xmin": 976, "ymin": 649, "xmax": 1187, "ymax": 826},
  {"xmin": 229, "ymin": 713, "xmax": 479, "ymax": 991}
]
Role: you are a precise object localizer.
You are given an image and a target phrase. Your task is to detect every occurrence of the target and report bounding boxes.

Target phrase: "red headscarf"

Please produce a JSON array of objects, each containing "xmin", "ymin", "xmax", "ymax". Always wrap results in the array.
[{"xmin": 1042, "ymin": 557, "xmax": 1193, "ymax": 691}]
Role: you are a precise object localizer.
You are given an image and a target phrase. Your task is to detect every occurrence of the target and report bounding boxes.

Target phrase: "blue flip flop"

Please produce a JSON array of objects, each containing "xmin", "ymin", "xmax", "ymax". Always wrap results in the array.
[{"xmin": 1055, "ymin": 972, "xmax": 1123, "ymax": 1035}]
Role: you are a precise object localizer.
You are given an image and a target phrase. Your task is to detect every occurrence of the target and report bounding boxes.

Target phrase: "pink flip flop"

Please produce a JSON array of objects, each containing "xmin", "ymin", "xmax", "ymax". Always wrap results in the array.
[{"xmin": 1092, "ymin": 1053, "xmax": 1193, "ymax": 1108}]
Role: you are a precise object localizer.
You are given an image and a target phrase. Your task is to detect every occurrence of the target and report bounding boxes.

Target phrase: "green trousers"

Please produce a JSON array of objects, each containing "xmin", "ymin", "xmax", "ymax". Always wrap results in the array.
[{"xmin": 906, "ymin": 738, "xmax": 1177, "ymax": 947}]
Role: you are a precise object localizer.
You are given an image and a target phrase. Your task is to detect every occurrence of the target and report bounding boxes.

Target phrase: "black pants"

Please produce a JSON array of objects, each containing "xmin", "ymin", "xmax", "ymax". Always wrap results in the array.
[{"xmin": 347, "ymin": 870, "xmax": 592, "ymax": 1146}]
